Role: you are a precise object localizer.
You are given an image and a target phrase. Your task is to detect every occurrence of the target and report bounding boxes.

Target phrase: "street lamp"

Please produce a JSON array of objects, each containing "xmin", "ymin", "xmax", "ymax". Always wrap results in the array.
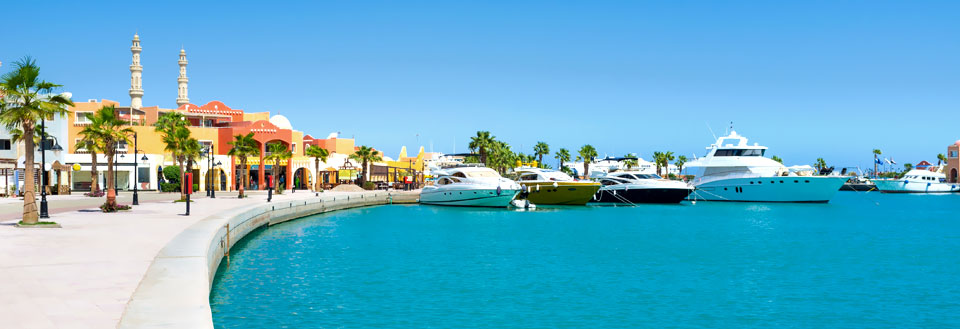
[
  {"xmin": 206, "ymin": 145, "xmax": 212, "ymax": 197},
  {"xmin": 133, "ymin": 133, "xmax": 140, "ymax": 206},
  {"xmin": 39, "ymin": 119, "xmax": 49, "ymax": 218}
]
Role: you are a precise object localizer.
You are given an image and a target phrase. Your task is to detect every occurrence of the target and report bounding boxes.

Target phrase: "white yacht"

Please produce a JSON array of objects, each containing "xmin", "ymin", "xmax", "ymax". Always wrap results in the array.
[
  {"xmin": 683, "ymin": 131, "xmax": 848, "ymax": 202},
  {"xmin": 420, "ymin": 166, "xmax": 521, "ymax": 207},
  {"xmin": 594, "ymin": 171, "xmax": 694, "ymax": 204},
  {"xmin": 873, "ymin": 169, "xmax": 960, "ymax": 193}
]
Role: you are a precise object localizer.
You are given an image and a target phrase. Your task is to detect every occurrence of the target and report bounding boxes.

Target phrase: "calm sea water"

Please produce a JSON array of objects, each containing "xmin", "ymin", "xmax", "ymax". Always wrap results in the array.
[{"xmin": 210, "ymin": 192, "xmax": 960, "ymax": 328}]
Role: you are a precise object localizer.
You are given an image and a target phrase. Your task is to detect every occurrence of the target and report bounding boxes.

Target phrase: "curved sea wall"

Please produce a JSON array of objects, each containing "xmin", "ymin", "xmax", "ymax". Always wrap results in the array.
[{"xmin": 117, "ymin": 191, "xmax": 417, "ymax": 329}]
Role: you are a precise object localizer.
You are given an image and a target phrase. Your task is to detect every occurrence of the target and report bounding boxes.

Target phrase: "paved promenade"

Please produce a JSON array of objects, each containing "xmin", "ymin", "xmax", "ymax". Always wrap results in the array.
[{"xmin": 0, "ymin": 190, "xmax": 370, "ymax": 329}]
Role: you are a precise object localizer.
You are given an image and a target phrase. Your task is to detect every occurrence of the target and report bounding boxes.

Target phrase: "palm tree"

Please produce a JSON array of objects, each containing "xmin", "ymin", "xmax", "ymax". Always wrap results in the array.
[
  {"xmin": 468, "ymin": 131, "xmax": 495, "ymax": 164},
  {"xmin": 182, "ymin": 138, "xmax": 203, "ymax": 195},
  {"xmin": 305, "ymin": 145, "xmax": 330, "ymax": 191},
  {"xmin": 266, "ymin": 143, "xmax": 292, "ymax": 192},
  {"xmin": 578, "ymin": 145, "xmax": 597, "ymax": 179},
  {"xmin": 937, "ymin": 153, "xmax": 946, "ymax": 166},
  {"xmin": 350, "ymin": 146, "xmax": 382, "ymax": 185},
  {"xmin": 227, "ymin": 133, "xmax": 259, "ymax": 198},
  {"xmin": 873, "ymin": 149, "xmax": 882, "ymax": 176},
  {"xmin": 652, "ymin": 152, "xmax": 664, "ymax": 176},
  {"xmin": 0, "ymin": 57, "xmax": 73, "ymax": 222},
  {"xmin": 675, "ymin": 155, "xmax": 688, "ymax": 175},
  {"xmin": 771, "ymin": 155, "xmax": 783, "ymax": 164},
  {"xmin": 555, "ymin": 148, "xmax": 571, "ymax": 171},
  {"xmin": 155, "ymin": 112, "xmax": 190, "ymax": 197},
  {"xmin": 903, "ymin": 163, "xmax": 913, "ymax": 173},
  {"xmin": 78, "ymin": 119, "xmax": 105, "ymax": 194},
  {"xmin": 815, "ymin": 158, "xmax": 827, "ymax": 173},
  {"xmin": 89, "ymin": 106, "xmax": 134, "ymax": 210},
  {"xmin": 533, "ymin": 142, "xmax": 549, "ymax": 167}
]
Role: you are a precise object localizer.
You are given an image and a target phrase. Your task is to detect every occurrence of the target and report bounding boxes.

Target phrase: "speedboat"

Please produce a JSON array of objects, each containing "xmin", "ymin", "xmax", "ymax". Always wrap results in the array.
[
  {"xmin": 420, "ymin": 165, "xmax": 521, "ymax": 207},
  {"xmin": 514, "ymin": 167, "xmax": 601, "ymax": 205},
  {"xmin": 683, "ymin": 130, "xmax": 848, "ymax": 202},
  {"xmin": 873, "ymin": 169, "xmax": 960, "ymax": 193},
  {"xmin": 594, "ymin": 171, "xmax": 694, "ymax": 204}
]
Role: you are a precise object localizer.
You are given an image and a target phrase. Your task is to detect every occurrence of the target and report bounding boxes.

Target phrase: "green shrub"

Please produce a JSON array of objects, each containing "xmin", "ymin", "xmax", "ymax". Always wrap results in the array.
[
  {"xmin": 160, "ymin": 182, "xmax": 180, "ymax": 192},
  {"xmin": 193, "ymin": 183, "xmax": 200, "ymax": 193},
  {"xmin": 363, "ymin": 181, "xmax": 376, "ymax": 190},
  {"xmin": 162, "ymin": 166, "xmax": 181, "ymax": 184}
]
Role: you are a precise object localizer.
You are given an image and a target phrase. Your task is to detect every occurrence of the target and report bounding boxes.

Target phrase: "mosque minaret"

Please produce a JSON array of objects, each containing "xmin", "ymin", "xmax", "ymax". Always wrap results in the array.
[
  {"xmin": 176, "ymin": 48, "xmax": 189, "ymax": 107},
  {"xmin": 129, "ymin": 34, "xmax": 144, "ymax": 110}
]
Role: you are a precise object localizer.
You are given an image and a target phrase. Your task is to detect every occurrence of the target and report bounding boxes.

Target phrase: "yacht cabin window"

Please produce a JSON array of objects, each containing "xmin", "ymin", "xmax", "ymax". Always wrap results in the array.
[
  {"xmin": 714, "ymin": 149, "xmax": 765, "ymax": 157},
  {"xmin": 466, "ymin": 170, "xmax": 500, "ymax": 178},
  {"xmin": 519, "ymin": 173, "xmax": 540, "ymax": 181}
]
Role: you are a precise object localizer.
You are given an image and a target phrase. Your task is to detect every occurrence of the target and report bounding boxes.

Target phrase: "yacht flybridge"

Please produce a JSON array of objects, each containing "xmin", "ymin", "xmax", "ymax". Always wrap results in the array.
[
  {"xmin": 420, "ymin": 165, "xmax": 521, "ymax": 207},
  {"xmin": 683, "ymin": 131, "xmax": 848, "ymax": 202},
  {"xmin": 873, "ymin": 169, "xmax": 960, "ymax": 193},
  {"xmin": 514, "ymin": 167, "xmax": 601, "ymax": 205}
]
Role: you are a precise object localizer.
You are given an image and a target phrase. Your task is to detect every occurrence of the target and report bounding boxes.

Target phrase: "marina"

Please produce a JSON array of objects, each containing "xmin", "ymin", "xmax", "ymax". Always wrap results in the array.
[{"xmin": 210, "ymin": 193, "xmax": 960, "ymax": 328}]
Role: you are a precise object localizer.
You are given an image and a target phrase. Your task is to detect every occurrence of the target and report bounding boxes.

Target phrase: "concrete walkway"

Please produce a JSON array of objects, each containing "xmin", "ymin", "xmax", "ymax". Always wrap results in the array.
[{"xmin": 0, "ymin": 190, "xmax": 371, "ymax": 329}]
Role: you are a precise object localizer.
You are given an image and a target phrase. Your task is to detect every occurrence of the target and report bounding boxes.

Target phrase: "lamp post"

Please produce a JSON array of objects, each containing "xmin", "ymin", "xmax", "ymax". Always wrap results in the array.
[
  {"xmin": 133, "ymin": 133, "xmax": 139, "ymax": 206},
  {"xmin": 39, "ymin": 119, "xmax": 49, "ymax": 219},
  {"xmin": 206, "ymin": 145, "xmax": 212, "ymax": 197},
  {"xmin": 212, "ymin": 160, "xmax": 221, "ymax": 198}
]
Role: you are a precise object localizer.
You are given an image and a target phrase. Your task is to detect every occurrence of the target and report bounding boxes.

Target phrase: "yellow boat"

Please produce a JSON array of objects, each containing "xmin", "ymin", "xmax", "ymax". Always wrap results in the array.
[{"xmin": 514, "ymin": 168, "xmax": 601, "ymax": 205}]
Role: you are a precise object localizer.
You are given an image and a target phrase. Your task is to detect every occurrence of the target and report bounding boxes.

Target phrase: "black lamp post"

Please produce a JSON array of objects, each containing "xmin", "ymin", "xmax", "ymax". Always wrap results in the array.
[
  {"xmin": 206, "ymin": 145, "xmax": 212, "ymax": 197},
  {"xmin": 211, "ymin": 160, "xmax": 221, "ymax": 198},
  {"xmin": 39, "ymin": 119, "xmax": 49, "ymax": 219},
  {"xmin": 133, "ymin": 133, "xmax": 140, "ymax": 206}
]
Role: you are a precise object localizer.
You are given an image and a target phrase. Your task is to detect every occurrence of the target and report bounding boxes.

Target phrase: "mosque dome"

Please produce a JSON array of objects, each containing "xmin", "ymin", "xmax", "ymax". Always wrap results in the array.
[{"xmin": 269, "ymin": 114, "xmax": 293, "ymax": 130}]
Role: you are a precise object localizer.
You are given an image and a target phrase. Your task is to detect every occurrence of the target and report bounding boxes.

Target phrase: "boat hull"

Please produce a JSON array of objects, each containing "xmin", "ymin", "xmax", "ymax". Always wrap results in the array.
[
  {"xmin": 873, "ymin": 180, "xmax": 960, "ymax": 193},
  {"xmin": 840, "ymin": 183, "xmax": 876, "ymax": 191},
  {"xmin": 420, "ymin": 188, "xmax": 520, "ymax": 207},
  {"xmin": 594, "ymin": 187, "xmax": 693, "ymax": 204},
  {"xmin": 518, "ymin": 181, "xmax": 601, "ymax": 205},
  {"xmin": 689, "ymin": 176, "xmax": 848, "ymax": 202}
]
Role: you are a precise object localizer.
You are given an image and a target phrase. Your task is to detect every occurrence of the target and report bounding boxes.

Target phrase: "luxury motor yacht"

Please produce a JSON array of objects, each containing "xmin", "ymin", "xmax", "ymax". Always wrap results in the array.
[
  {"xmin": 873, "ymin": 169, "xmax": 960, "ymax": 193},
  {"xmin": 682, "ymin": 130, "xmax": 848, "ymax": 202},
  {"xmin": 420, "ymin": 165, "xmax": 521, "ymax": 207},
  {"xmin": 594, "ymin": 171, "xmax": 694, "ymax": 204},
  {"xmin": 514, "ymin": 167, "xmax": 601, "ymax": 205}
]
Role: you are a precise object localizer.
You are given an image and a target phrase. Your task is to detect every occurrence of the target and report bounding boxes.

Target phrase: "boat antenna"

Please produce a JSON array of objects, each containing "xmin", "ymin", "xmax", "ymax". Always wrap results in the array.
[{"xmin": 706, "ymin": 122, "xmax": 717, "ymax": 140}]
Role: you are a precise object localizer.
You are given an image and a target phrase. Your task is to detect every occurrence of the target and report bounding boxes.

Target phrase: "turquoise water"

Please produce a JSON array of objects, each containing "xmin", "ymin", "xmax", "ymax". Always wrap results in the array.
[{"xmin": 210, "ymin": 193, "xmax": 960, "ymax": 328}]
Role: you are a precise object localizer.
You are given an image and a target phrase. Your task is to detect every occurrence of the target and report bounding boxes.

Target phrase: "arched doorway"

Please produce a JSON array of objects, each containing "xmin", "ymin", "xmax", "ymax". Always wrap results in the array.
[
  {"xmin": 205, "ymin": 168, "xmax": 224, "ymax": 191},
  {"xmin": 293, "ymin": 168, "xmax": 310, "ymax": 190},
  {"xmin": 951, "ymin": 168, "xmax": 957, "ymax": 183}
]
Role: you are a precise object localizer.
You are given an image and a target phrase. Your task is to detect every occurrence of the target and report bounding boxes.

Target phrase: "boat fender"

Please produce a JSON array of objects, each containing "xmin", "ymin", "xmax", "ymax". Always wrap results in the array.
[
  {"xmin": 613, "ymin": 190, "xmax": 617, "ymax": 196},
  {"xmin": 904, "ymin": 180, "xmax": 909, "ymax": 184},
  {"xmin": 537, "ymin": 184, "xmax": 540, "ymax": 191},
  {"xmin": 927, "ymin": 182, "xmax": 931, "ymax": 186},
  {"xmin": 553, "ymin": 182, "xmax": 559, "ymax": 188},
  {"xmin": 496, "ymin": 186, "xmax": 502, "ymax": 196}
]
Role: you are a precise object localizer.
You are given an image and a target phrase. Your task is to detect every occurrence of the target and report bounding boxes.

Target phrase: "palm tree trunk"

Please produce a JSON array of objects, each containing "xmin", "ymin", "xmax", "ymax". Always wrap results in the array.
[
  {"xmin": 238, "ymin": 158, "xmax": 246, "ymax": 198},
  {"xmin": 21, "ymin": 125, "xmax": 38, "ymax": 224},
  {"xmin": 105, "ymin": 150, "xmax": 117, "ymax": 207},
  {"xmin": 90, "ymin": 152, "xmax": 99, "ymax": 193},
  {"xmin": 314, "ymin": 159, "xmax": 320, "ymax": 191},
  {"xmin": 584, "ymin": 162, "xmax": 590, "ymax": 180},
  {"xmin": 273, "ymin": 161, "xmax": 280, "ymax": 192},
  {"xmin": 178, "ymin": 157, "xmax": 186, "ymax": 200}
]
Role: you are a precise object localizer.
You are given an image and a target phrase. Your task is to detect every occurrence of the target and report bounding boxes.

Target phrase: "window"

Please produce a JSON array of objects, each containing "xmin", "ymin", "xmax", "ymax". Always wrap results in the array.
[
  {"xmin": 138, "ymin": 167, "xmax": 150, "ymax": 183},
  {"xmin": 0, "ymin": 139, "xmax": 10, "ymax": 150},
  {"xmin": 75, "ymin": 112, "xmax": 92, "ymax": 124},
  {"xmin": 714, "ymin": 149, "xmax": 764, "ymax": 157},
  {"xmin": 115, "ymin": 140, "xmax": 128, "ymax": 151},
  {"xmin": 292, "ymin": 143, "xmax": 296, "ymax": 153},
  {"xmin": 951, "ymin": 150, "xmax": 959, "ymax": 158}
]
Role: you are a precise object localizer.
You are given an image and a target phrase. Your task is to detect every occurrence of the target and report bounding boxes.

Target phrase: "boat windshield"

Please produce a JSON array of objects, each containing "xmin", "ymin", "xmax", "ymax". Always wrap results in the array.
[
  {"xmin": 466, "ymin": 170, "xmax": 500, "ymax": 178},
  {"xmin": 714, "ymin": 149, "xmax": 764, "ymax": 157}
]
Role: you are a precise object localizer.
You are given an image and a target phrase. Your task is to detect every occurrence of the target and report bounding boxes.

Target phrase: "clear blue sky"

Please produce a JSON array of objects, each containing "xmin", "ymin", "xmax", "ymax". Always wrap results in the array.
[{"xmin": 4, "ymin": 0, "xmax": 959, "ymax": 170}]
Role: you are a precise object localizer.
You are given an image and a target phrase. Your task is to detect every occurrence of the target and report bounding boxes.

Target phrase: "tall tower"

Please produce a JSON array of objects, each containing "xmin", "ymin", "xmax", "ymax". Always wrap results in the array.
[
  {"xmin": 129, "ymin": 34, "xmax": 144, "ymax": 110},
  {"xmin": 176, "ymin": 48, "xmax": 189, "ymax": 107}
]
